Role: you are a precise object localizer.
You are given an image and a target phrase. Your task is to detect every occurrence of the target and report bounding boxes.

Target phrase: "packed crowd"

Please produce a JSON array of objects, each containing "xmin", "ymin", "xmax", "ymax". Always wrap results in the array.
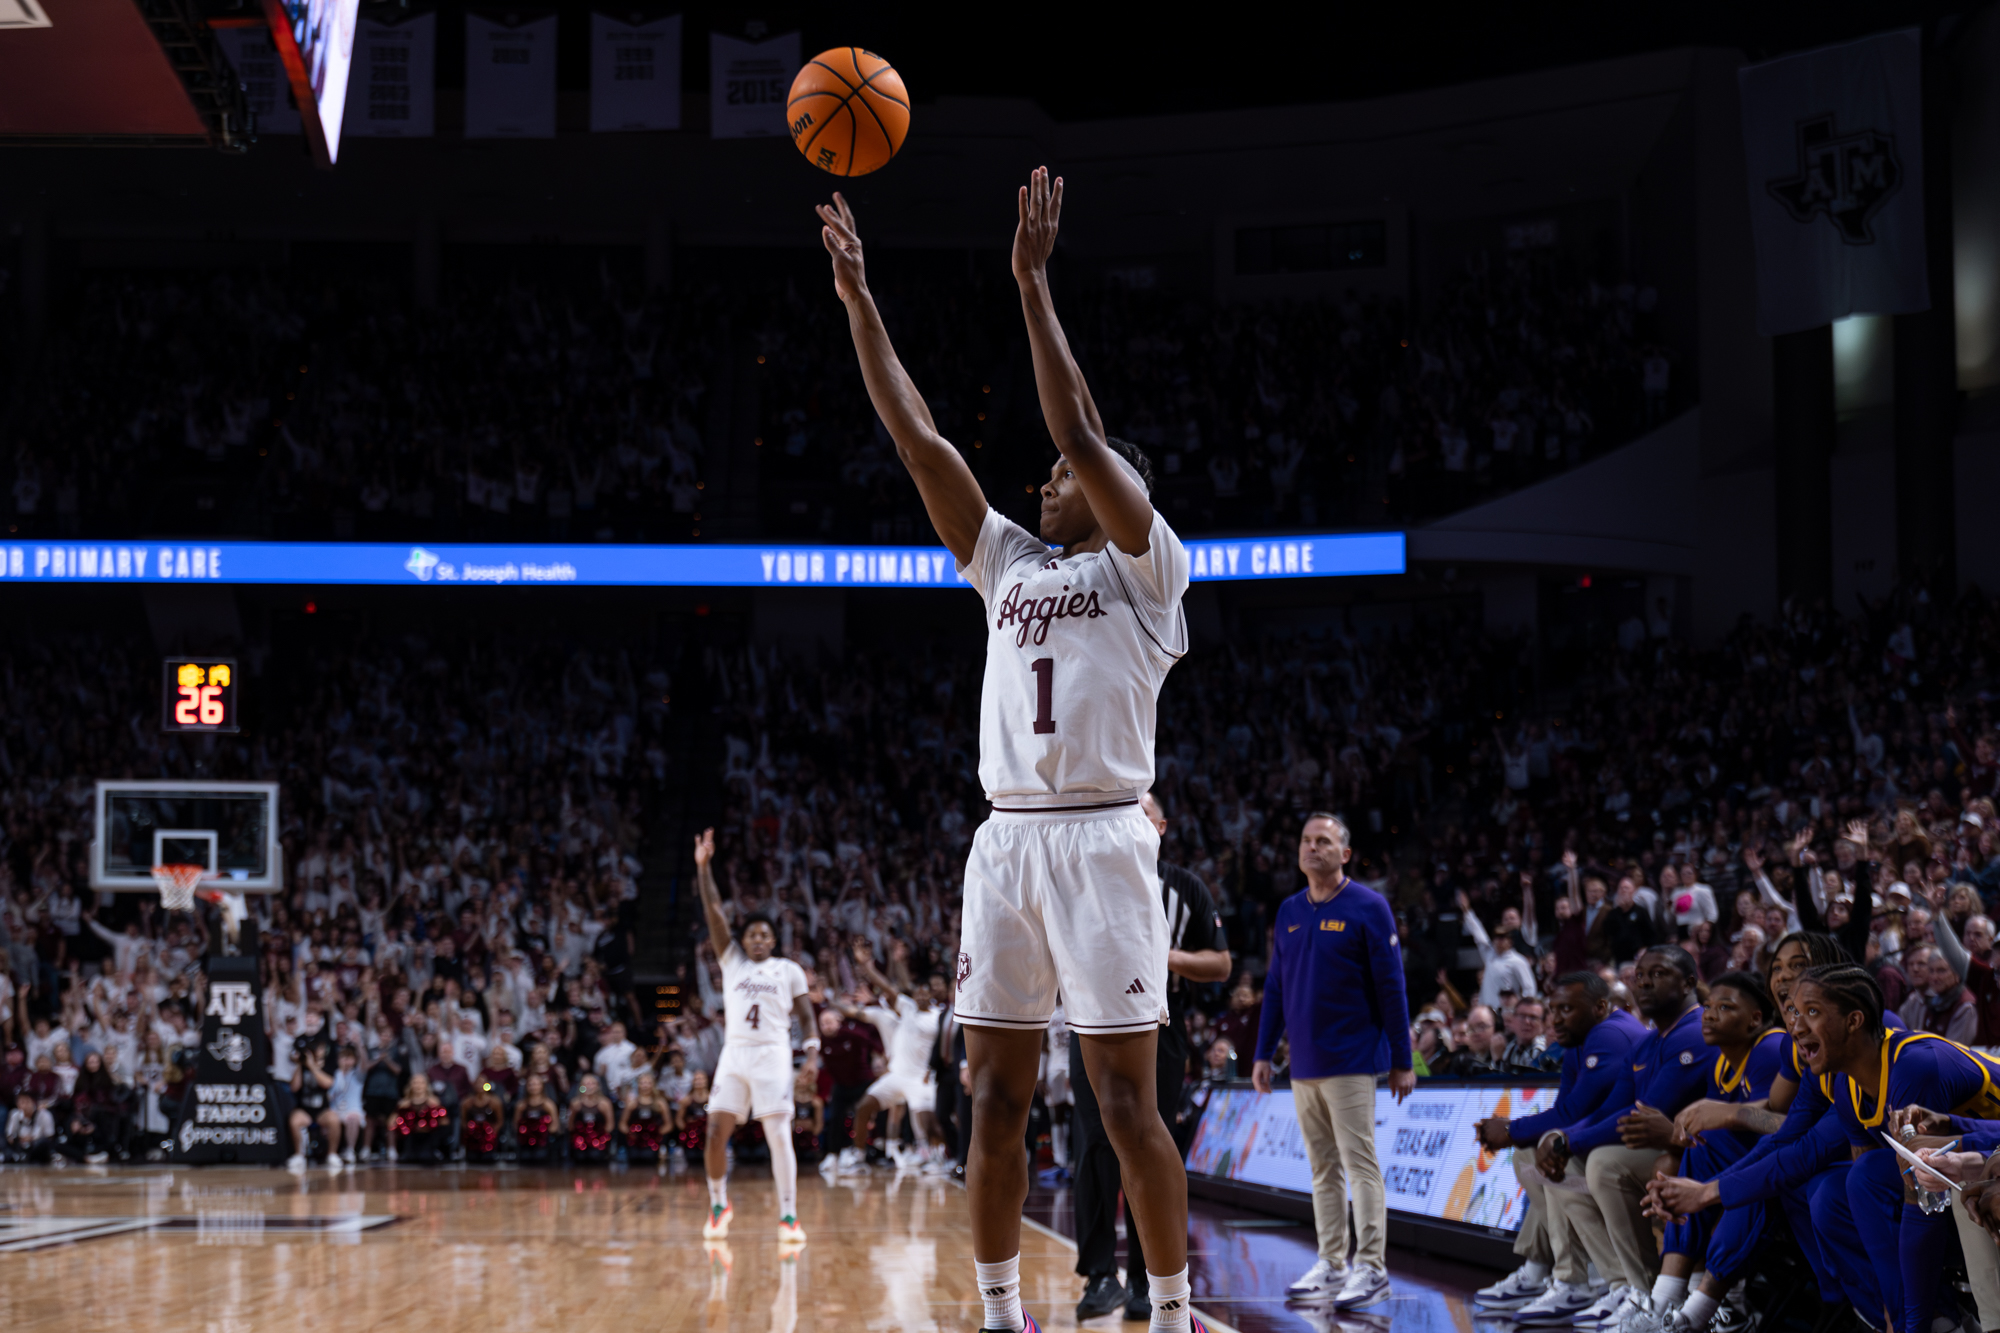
[
  {"xmin": 0, "ymin": 241, "xmax": 1674, "ymax": 546},
  {"xmin": 692, "ymin": 578, "xmax": 2000, "ymax": 1085},
  {"xmin": 0, "ymin": 627, "xmax": 667, "ymax": 1165},
  {"xmin": 4, "ymin": 571, "xmax": 1997, "ymax": 1183}
]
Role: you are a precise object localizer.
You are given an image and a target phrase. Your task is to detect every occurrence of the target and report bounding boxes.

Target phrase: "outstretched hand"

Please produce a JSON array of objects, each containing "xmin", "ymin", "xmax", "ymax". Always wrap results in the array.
[
  {"xmin": 692, "ymin": 827, "xmax": 715, "ymax": 870},
  {"xmin": 817, "ymin": 193, "xmax": 868, "ymax": 303},
  {"xmin": 1012, "ymin": 166, "xmax": 1063, "ymax": 284}
]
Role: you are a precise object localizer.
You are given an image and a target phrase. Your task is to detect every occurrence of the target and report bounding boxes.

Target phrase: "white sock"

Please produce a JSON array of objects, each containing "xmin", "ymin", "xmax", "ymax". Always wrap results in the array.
[
  {"xmin": 1522, "ymin": 1260, "xmax": 1551, "ymax": 1281},
  {"xmin": 975, "ymin": 1256, "xmax": 1022, "ymax": 1332},
  {"xmin": 707, "ymin": 1174, "xmax": 728, "ymax": 1210},
  {"xmin": 1149, "ymin": 1266, "xmax": 1191, "ymax": 1333},
  {"xmin": 1051, "ymin": 1122, "xmax": 1068, "ymax": 1168},
  {"xmin": 1681, "ymin": 1291, "xmax": 1718, "ymax": 1329},
  {"xmin": 1652, "ymin": 1276, "xmax": 1687, "ymax": 1311},
  {"xmin": 761, "ymin": 1115, "xmax": 797, "ymax": 1221},
  {"xmin": 1929, "ymin": 1318, "xmax": 1957, "ymax": 1333}
]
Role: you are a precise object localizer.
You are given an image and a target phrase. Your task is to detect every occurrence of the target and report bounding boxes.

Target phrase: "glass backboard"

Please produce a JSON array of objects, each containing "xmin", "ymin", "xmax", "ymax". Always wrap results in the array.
[{"xmin": 91, "ymin": 781, "xmax": 281, "ymax": 892}]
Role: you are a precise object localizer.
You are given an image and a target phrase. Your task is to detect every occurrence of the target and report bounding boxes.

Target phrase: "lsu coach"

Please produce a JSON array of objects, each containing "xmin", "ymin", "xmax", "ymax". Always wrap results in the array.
[{"xmin": 1252, "ymin": 813, "xmax": 1414, "ymax": 1313}]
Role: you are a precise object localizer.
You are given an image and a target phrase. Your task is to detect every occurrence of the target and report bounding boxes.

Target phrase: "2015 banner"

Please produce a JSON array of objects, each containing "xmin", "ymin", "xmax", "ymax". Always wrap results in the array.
[
  {"xmin": 1738, "ymin": 29, "xmax": 1929, "ymax": 336},
  {"xmin": 709, "ymin": 28, "xmax": 798, "ymax": 139}
]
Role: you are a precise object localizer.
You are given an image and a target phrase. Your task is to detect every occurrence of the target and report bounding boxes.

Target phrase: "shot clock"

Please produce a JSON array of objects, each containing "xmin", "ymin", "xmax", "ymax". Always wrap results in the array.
[{"xmin": 161, "ymin": 658, "xmax": 240, "ymax": 733}]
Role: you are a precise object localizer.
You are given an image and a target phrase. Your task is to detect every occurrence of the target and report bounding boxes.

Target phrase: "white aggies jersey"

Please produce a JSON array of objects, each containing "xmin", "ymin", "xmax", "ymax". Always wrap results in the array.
[
  {"xmin": 865, "ymin": 994, "xmax": 941, "ymax": 1078},
  {"xmin": 720, "ymin": 940, "xmax": 807, "ymax": 1048},
  {"xmin": 959, "ymin": 507, "xmax": 1189, "ymax": 804}
]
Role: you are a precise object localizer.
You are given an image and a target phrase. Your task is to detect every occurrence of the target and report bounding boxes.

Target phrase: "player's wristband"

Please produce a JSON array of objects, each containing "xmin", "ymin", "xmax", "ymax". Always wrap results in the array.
[{"xmin": 802, "ymin": 1038, "xmax": 821, "ymax": 1052}]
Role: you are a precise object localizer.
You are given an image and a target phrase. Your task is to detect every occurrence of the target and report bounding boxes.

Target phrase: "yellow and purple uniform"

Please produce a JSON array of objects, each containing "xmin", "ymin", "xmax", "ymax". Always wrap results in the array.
[{"xmin": 1815, "ymin": 1033, "xmax": 2000, "ymax": 1333}]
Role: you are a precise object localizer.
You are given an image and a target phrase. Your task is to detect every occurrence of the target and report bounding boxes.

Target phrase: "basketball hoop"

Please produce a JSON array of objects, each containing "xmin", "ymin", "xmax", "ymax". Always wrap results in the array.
[{"xmin": 149, "ymin": 863, "xmax": 210, "ymax": 912}]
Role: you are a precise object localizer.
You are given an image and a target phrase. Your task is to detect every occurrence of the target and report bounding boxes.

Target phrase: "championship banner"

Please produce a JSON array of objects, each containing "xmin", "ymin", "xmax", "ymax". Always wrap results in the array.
[
  {"xmin": 709, "ymin": 28, "xmax": 797, "ymax": 139},
  {"xmin": 464, "ymin": 11, "xmax": 557, "ymax": 138},
  {"xmin": 214, "ymin": 24, "xmax": 303, "ymax": 135},
  {"xmin": 1187, "ymin": 1082, "xmax": 1560, "ymax": 1233},
  {"xmin": 170, "ymin": 955, "xmax": 290, "ymax": 1165},
  {"xmin": 1738, "ymin": 29, "xmax": 1929, "ymax": 336},
  {"xmin": 590, "ymin": 11, "xmax": 681, "ymax": 131},
  {"xmin": 346, "ymin": 12, "xmax": 434, "ymax": 138}
]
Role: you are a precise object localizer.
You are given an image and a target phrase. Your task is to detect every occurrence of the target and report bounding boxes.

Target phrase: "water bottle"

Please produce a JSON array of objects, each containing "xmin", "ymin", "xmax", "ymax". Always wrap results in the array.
[{"xmin": 1902, "ymin": 1125, "xmax": 1954, "ymax": 1215}]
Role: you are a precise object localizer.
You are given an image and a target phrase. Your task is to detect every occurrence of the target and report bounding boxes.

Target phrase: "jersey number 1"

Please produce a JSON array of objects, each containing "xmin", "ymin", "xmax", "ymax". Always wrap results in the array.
[
  {"xmin": 1031, "ymin": 658, "xmax": 1055, "ymax": 734},
  {"xmin": 745, "ymin": 1004, "xmax": 760, "ymax": 1029}
]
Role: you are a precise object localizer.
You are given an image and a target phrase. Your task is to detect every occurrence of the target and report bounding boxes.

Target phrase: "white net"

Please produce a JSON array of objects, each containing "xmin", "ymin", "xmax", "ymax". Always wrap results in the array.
[{"xmin": 150, "ymin": 864, "xmax": 208, "ymax": 912}]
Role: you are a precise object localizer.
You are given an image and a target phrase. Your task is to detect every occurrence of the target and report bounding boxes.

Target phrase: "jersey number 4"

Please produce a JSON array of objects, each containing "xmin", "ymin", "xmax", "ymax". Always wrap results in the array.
[
  {"xmin": 745, "ymin": 1004, "xmax": 760, "ymax": 1029},
  {"xmin": 1030, "ymin": 658, "xmax": 1056, "ymax": 734}
]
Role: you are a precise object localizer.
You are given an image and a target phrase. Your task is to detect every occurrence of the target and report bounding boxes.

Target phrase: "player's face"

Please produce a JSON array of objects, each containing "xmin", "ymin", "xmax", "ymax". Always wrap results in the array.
[
  {"xmin": 1039, "ymin": 456, "xmax": 1096, "ymax": 547},
  {"xmin": 1791, "ymin": 980, "xmax": 1861, "ymax": 1076},
  {"xmin": 1547, "ymin": 982, "xmax": 1603, "ymax": 1047},
  {"xmin": 1632, "ymin": 953, "xmax": 1689, "ymax": 1023},
  {"xmin": 742, "ymin": 922, "xmax": 776, "ymax": 962},
  {"xmin": 1701, "ymin": 983, "xmax": 1764, "ymax": 1049},
  {"xmin": 1768, "ymin": 940, "xmax": 1811, "ymax": 1005}
]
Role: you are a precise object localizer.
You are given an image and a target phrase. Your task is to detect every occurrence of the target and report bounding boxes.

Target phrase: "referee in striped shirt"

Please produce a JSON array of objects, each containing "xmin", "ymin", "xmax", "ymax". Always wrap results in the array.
[{"xmin": 1069, "ymin": 792, "xmax": 1232, "ymax": 1322}]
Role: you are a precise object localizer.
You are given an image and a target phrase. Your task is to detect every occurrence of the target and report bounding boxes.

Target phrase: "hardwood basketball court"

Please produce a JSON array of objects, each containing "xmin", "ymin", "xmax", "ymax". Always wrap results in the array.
[{"xmin": 0, "ymin": 1165, "xmax": 1245, "ymax": 1333}]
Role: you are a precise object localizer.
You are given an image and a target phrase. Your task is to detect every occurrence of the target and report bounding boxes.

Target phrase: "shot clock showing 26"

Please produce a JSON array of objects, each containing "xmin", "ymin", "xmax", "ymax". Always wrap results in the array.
[{"xmin": 162, "ymin": 658, "xmax": 240, "ymax": 733}]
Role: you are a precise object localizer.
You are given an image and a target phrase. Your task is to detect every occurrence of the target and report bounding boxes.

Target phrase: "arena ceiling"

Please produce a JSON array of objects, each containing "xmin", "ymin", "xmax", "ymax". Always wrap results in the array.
[
  {"xmin": 0, "ymin": 0, "xmax": 1975, "ymax": 145},
  {"xmin": 0, "ymin": 0, "xmax": 208, "ymax": 140}
]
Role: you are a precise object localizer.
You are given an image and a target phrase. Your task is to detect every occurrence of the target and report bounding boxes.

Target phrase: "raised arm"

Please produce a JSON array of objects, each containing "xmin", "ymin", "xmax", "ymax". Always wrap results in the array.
[
  {"xmin": 1839, "ymin": 820, "xmax": 1875, "ymax": 963},
  {"xmin": 1011, "ymin": 167, "xmax": 1154, "ymax": 556},
  {"xmin": 692, "ymin": 828, "xmax": 732, "ymax": 958},
  {"xmin": 850, "ymin": 938, "xmax": 902, "ymax": 1005},
  {"xmin": 816, "ymin": 193, "xmax": 987, "ymax": 563}
]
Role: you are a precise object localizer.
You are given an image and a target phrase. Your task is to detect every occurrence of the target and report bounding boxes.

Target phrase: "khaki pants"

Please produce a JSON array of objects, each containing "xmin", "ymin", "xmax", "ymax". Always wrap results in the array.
[
  {"xmin": 1292, "ymin": 1074, "xmax": 1386, "ymax": 1271},
  {"xmin": 1544, "ymin": 1145, "xmax": 1660, "ymax": 1290},
  {"xmin": 1955, "ymin": 1201, "xmax": 2000, "ymax": 1330},
  {"xmin": 1512, "ymin": 1148, "xmax": 1590, "ymax": 1283}
]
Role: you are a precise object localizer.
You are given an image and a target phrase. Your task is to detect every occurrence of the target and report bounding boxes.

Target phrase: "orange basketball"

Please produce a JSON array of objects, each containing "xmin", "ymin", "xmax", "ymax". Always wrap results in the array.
[{"xmin": 787, "ymin": 48, "xmax": 909, "ymax": 177}]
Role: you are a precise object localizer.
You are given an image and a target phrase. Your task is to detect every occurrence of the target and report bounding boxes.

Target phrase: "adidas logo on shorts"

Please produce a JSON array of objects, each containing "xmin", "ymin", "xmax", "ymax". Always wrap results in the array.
[{"xmin": 1124, "ymin": 979, "xmax": 1145, "ymax": 994}]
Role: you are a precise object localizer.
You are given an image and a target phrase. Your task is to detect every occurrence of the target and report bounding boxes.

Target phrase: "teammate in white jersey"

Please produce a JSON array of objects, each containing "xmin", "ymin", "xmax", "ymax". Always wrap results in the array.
[
  {"xmin": 1040, "ymin": 1003, "xmax": 1072, "ymax": 1178},
  {"xmin": 831, "ymin": 939, "xmax": 951, "ymax": 1174},
  {"xmin": 695, "ymin": 828, "xmax": 818, "ymax": 1245},
  {"xmin": 818, "ymin": 168, "xmax": 1202, "ymax": 1333}
]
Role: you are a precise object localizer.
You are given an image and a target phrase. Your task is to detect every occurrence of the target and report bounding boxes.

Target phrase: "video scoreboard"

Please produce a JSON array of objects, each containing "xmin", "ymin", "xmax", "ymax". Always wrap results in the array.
[{"xmin": 162, "ymin": 658, "xmax": 240, "ymax": 734}]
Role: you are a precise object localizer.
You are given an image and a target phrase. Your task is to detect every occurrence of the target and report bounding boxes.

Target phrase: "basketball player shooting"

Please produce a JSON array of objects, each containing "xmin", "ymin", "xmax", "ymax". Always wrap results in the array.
[
  {"xmin": 818, "ymin": 168, "xmax": 1199, "ymax": 1333},
  {"xmin": 693, "ymin": 827, "xmax": 818, "ymax": 1246}
]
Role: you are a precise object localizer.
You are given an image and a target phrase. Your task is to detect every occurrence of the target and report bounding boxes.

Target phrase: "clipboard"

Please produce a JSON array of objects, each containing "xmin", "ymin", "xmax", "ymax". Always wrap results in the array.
[{"xmin": 1880, "ymin": 1131, "xmax": 1965, "ymax": 1197}]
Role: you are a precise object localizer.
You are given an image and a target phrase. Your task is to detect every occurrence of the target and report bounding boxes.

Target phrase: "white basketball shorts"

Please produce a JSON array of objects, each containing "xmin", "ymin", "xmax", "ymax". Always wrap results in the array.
[
  {"xmin": 865, "ymin": 1068, "xmax": 936, "ymax": 1115},
  {"xmin": 710, "ymin": 1042, "xmax": 795, "ymax": 1121},
  {"xmin": 954, "ymin": 802, "xmax": 1169, "ymax": 1036}
]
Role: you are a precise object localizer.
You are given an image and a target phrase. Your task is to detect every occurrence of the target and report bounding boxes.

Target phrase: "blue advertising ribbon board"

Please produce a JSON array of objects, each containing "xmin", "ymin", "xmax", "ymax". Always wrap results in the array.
[{"xmin": 0, "ymin": 532, "xmax": 1404, "ymax": 589}]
